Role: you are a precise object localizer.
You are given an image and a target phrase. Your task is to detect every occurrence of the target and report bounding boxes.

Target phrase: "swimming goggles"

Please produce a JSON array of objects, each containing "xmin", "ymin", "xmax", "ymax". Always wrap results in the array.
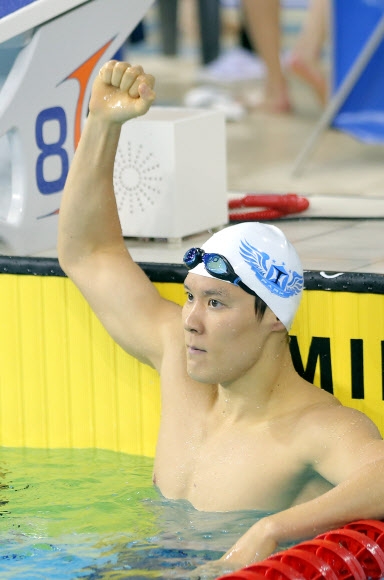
[{"xmin": 183, "ymin": 247, "xmax": 256, "ymax": 296}]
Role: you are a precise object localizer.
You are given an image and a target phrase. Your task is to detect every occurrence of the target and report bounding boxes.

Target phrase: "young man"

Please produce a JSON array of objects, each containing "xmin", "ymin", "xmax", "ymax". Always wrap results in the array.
[{"xmin": 58, "ymin": 61, "xmax": 384, "ymax": 576}]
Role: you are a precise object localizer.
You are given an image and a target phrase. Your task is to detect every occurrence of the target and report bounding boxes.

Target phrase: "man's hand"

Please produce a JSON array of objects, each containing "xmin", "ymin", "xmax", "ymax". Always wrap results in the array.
[
  {"xmin": 189, "ymin": 520, "xmax": 278, "ymax": 579},
  {"xmin": 89, "ymin": 60, "xmax": 155, "ymax": 124},
  {"xmin": 189, "ymin": 559, "xmax": 240, "ymax": 580},
  {"xmin": 220, "ymin": 518, "xmax": 278, "ymax": 567}
]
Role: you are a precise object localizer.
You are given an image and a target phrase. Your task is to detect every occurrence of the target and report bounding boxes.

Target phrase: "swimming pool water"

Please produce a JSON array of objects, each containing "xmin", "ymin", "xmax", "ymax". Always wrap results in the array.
[{"xmin": 0, "ymin": 448, "xmax": 269, "ymax": 579}]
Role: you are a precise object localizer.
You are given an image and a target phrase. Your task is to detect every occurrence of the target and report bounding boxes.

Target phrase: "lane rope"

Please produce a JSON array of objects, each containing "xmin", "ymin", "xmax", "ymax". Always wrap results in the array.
[{"xmin": 216, "ymin": 519, "xmax": 384, "ymax": 580}]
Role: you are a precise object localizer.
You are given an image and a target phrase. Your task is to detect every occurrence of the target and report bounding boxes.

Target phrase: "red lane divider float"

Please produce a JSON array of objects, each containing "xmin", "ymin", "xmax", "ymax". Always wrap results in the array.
[
  {"xmin": 344, "ymin": 520, "xmax": 384, "ymax": 551},
  {"xmin": 248, "ymin": 559, "xmax": 307, "ymax": 579},
  {"xmin": 228, "ymin": 194, "xmax": 310, "ymax": 222},
  {"xmin": 290, "ymin": 539, "xmax": 365, "ymax": 580},
  {"xmin": 267, "ymin": 547, "xmax": 339, "ymax": 580},
  {"xmin": 222, "ymin": 559, "xmax": 306, "ymax": 580},
  {"xmin": 317, "ymin": 529, "xmax": 384, "ymax": 579},
  {"xmin": 216, "ymin": 520, "xmax": 384, "ymax": 580}
]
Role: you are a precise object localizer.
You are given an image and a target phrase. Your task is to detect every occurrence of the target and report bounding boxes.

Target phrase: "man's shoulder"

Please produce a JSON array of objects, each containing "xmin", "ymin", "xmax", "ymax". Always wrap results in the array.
[
  {"xmin": 296, "ymin": 384, "xmax": 380, "ymax": 440},
  {"xmin": 291, "ymin": 376, "xmax": 341, "ymax": 415}
]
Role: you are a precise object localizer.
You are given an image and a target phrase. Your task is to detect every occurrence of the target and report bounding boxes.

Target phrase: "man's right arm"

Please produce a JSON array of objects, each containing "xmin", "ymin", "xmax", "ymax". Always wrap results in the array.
[{"xmin": 58, "ymin": 61, "xmax": 181, "ymax": 369}]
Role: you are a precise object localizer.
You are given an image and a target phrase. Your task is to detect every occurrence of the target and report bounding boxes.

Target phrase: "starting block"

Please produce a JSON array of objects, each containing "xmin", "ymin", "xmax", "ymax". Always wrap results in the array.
[{"xmin": 0, "ymin": 0, "xmax": 154, "ymax": 255}]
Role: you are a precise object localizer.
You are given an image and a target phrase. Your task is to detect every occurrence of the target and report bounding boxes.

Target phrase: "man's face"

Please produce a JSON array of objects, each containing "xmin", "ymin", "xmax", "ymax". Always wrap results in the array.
[{"xmin": 182, "ymin": 273, "xmax": 273, "ymax": 386}]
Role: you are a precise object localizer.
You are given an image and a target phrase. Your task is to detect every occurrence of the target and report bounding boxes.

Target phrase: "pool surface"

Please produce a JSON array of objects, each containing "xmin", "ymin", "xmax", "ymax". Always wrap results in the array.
[{"xmin": 0, "ymin": 448, "xmax": 270, "ymax": 579}]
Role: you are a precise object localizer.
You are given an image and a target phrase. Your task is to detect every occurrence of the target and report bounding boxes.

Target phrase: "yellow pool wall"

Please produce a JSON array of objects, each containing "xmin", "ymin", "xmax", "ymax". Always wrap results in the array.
[{"xmin": 0, "ymin": 266, "xmax": 383, "ymax": 456}]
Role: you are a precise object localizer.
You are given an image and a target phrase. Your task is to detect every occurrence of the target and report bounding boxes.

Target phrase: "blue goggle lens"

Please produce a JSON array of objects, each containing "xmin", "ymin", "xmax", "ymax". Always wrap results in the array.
[
  {"xmin": 204, "ymin": 254, "xmax": 228, "ymax": 275},
  {"xmin": 183, "ymin": 247, "xmax": 256, "ymax": 297}
]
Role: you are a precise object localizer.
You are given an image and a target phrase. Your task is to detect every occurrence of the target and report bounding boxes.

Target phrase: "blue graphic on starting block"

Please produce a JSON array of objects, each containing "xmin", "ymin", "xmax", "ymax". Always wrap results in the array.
[{"xmin": 0, "ymin": 0, "xmax": 38, "ymax": 20}]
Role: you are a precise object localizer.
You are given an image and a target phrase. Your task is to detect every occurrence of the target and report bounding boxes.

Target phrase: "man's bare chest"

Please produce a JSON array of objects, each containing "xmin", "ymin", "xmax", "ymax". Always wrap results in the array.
[{"xmin": 154, "ymin": 417, "xmax": 310, "ymax": 512}]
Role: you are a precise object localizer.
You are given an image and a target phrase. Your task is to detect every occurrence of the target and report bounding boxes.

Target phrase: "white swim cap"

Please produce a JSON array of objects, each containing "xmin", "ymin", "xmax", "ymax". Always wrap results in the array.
[{"xmin": 188, "ymin": 222, "xmax": 303, "ymax": 330}]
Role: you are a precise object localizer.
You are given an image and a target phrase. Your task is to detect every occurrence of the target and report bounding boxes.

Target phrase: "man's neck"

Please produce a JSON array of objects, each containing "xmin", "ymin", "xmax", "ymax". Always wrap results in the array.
[{"xmin": 214, "ymin": 343, "xmax": 297, "ymax": 423}]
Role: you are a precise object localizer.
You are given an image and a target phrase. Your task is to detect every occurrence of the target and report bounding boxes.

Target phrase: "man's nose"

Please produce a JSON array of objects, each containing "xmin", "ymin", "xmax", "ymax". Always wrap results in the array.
[{"xmin": 183, "ymin": 302, "xmax": 204, "ymax": 334}]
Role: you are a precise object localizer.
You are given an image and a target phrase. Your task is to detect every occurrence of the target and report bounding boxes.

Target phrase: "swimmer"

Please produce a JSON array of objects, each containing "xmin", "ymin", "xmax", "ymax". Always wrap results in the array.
[{"xmin": 58, "ymin": 61, "xmax": 384, "ymax": 578}]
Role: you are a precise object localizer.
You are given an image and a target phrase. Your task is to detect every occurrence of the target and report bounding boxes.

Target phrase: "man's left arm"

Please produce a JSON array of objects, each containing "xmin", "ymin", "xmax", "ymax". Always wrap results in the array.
[{"xmin": 221, "ymin": 406, "xmax": 384, "ymax": 568}]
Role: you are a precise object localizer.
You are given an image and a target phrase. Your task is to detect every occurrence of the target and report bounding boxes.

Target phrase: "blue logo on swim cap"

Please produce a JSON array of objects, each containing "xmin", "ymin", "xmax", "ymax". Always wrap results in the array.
[{"xmin": 239, "ymin": 239, "xmax": 303, "ymax": 298}]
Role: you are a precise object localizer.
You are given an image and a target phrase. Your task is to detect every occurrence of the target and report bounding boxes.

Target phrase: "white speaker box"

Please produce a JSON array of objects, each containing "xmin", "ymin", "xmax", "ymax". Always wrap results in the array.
[{"xmin": 114, "ymin": 107, "xmax": 228, "ymax": 241}]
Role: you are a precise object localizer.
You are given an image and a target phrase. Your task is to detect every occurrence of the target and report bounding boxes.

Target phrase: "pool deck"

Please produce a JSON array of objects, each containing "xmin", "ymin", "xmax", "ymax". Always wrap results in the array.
[{"xmin": 3, "ymin": 3, "xmax": 384, "ymax": 274}]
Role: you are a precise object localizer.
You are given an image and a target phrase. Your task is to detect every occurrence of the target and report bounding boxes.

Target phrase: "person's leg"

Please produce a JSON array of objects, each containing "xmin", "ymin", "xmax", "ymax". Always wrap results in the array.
[
  {"xmin": 158, "ymin": 0, "xmax": 179, "ymax": 56},
  {"xmin": 288, "ymin": 0, "xmax": 329, "ymax": 105},
  {"xmin": 197, "ymin": 0, "xmax": 221, "ymax": 65},
  {"xmin": 241, "ymin": 0, "xmax": 291, "ymax": 113}
]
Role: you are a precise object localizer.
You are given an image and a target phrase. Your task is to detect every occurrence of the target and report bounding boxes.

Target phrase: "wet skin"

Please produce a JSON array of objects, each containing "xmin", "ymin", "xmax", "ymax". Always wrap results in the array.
[{"xmin": 153, "ymin": 273, "xmax": 336, "ymax": 512}]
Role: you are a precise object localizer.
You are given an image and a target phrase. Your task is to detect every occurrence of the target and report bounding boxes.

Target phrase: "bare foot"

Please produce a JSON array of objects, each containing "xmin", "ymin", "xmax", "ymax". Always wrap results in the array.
[
  {"xmin": 263, "ymin": 93, "xmax": 292, "ymax": 114},
  {"xmin": 243, "ymin": 88, "xmax": 292, "ymax": 115},
  {"xmin": 287, "ymin": 54, "xmax": 327, "ymax": 106}
]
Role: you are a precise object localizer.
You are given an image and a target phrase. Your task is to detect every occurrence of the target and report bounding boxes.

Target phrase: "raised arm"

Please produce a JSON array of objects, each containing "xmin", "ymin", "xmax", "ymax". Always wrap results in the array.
[{"xmin": 58, "ymin": 61, "xmax": 181, "ymax": 368}]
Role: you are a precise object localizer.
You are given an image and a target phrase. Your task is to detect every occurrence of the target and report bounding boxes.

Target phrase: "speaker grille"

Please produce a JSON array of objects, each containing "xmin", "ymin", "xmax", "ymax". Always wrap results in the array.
[{"xmin": 114, "ymin": 141, "xmax": 163, "ymax": 215}]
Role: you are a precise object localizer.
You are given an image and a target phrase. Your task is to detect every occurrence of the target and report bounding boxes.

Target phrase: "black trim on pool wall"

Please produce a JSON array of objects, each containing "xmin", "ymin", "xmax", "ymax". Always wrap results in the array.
[{"xmin": 0, "ymin": 255, "xmax": 383, "ymax": 294}]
